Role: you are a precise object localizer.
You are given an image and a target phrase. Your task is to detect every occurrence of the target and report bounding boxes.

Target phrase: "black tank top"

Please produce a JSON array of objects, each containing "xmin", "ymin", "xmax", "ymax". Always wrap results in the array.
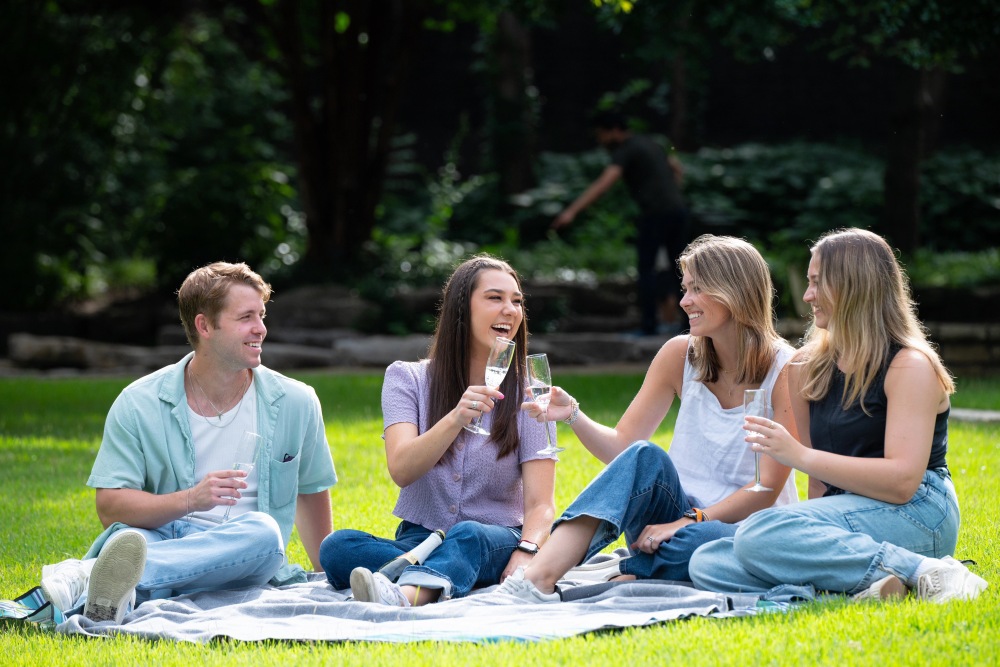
[{"xmin": 809, "ymin": 347, "xmax": 949, "ymax": 496}]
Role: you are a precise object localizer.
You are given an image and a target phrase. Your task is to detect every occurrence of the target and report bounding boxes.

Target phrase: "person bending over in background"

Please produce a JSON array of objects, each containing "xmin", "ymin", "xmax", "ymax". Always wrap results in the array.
[{"xmin": 553, "ymin": 110, "xmax": 689, "ymax": 336}]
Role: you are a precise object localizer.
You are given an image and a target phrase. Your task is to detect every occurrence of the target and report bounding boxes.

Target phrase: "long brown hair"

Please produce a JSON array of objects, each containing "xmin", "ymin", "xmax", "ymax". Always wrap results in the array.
[
  {"xmin": 426, "ymin": 255, "xmax": 528, "ymax": 459},
  {"xmin": 798, "ymin": 228, "xmax": 954, "ymax": 411},
  {"xmin": 678, "ymin": 235, "xmax": 785, "ymax": 384}
]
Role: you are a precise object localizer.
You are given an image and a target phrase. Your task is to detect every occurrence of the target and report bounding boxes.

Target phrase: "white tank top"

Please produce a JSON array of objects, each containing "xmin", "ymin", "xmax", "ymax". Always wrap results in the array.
[{"xmin": 669, "ymin": 344, "xmax": 798, "ymax": 513}]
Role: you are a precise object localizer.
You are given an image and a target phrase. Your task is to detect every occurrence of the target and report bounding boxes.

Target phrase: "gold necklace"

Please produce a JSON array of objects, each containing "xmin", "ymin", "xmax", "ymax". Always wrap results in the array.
[{"xmin": 188, "ymin": 365, "xmax": 250, "ymax": 424}]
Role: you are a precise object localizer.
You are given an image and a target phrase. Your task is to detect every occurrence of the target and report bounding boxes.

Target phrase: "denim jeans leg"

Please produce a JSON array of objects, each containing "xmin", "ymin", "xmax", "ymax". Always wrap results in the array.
[
  {"xmin": 397, "ymin": 521, "xmax": 520, "ymax": 599},
  {"xmin": 688, "ymin": 537, "xmax": 776, "ymax": 594},
  {"xmin": 319, "ymin": 521, "xmax": 429, "ymax": 590},
  {"xmin": 555, "ymin": 441, "xmax": 689, "ymax": 564},
  {"xmin": 690, "ymin": 470, "xmax": 959, "ymax": 595},
  {"xmin": 133, "ymin": 512, "xmax": 286, "ymax": 604},
  {"xmin": 623, "ymin": 520, "xmax": 738, "ymax": 582}
]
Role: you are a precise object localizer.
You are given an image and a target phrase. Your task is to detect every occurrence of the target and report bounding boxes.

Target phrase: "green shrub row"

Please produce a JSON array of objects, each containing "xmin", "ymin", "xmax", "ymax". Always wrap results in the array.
[{"xmin": 366, "ymin": 141, "xmax": 999, "ymax": 328}]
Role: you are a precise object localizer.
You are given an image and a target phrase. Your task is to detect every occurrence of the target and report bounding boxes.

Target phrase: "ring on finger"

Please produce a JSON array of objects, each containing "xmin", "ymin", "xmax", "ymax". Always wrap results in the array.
[
  {"xmin": 647, "ymin": 536, "xmax": 654, "ymax": 543},
  {"xmin": 471, "ymin": 400, "xmax": 479, "ymax": 411}
]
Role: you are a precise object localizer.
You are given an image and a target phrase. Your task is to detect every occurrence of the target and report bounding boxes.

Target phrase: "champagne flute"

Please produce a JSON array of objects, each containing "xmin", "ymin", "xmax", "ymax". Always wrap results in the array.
[
  {"xmin": 222, "ymin": 430, "xmax": 263, "ymax": 521},
  {"xmin": 743, "ymin": 389, "xmax": 773, "ymax": 492},
  {"xmin": 464, "ymin": 337, "xmax": 516, "ymax": 435},
  {"xmin": 527, "ymin": 353, "xmax": 563, "ymax": 455}
]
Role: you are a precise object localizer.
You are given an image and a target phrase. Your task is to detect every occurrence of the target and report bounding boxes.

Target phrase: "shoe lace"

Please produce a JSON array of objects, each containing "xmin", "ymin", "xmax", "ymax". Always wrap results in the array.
[{"xmin": 916, "ymin": 570, "xmax": 943, "ymax": 599}]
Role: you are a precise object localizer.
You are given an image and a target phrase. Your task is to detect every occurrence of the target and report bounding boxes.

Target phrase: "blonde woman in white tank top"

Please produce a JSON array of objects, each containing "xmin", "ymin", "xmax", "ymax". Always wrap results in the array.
[{"xmin": 498, "ymin": 235, "xmax": 798, "ymax": 601}]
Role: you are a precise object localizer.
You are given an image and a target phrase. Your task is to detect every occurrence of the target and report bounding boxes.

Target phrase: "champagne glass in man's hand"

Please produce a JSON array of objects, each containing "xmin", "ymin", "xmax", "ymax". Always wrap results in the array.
[
  {"xmin": 464, "ymin": 337, "xmax": 516, "ymax": 435},
  {"xmin": 222, "ymin": 430, "xmax": 263, "ymax": 521}
]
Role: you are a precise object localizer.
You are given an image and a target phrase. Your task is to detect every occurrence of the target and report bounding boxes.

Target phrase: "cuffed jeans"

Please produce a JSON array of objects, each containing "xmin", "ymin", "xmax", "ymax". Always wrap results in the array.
[
  {"xmin": 74, "ymin": 511, "xmax": 285, "ymax": 611},
  {"xmin": 557, "ymin": 441, "xmax": 737, "ymax": 582},
  {"xmin": 320, "ymin": 520, "xmax": 521, "ymax": 599},
  {"xmin": 688, "ymin": 469, "xmax": 959, "ymax": 598}
]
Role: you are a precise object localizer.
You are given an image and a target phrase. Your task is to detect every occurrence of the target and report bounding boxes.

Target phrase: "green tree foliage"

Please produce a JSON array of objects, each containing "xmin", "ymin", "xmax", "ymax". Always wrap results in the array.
[
  {"xmin": 0, "ymin": 3, "xmax": 300, "ymax": 308},
  {"xmin": 0, "ymin": 2, "xmax": 170, "ymax": 308}
]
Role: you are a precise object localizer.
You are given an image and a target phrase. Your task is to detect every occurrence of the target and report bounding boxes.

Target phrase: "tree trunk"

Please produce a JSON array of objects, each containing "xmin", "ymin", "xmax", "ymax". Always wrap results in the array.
[
  {"xmin": 883, "ymin": 66, "xmax": 947, "ymax": 254},
  {"xmin": 263, "ymin": 0, "xmax": 429, "ymax": 278},
  {"xmin": 668, "ymin": 13, "xmax": 690, "ymax": 150},
  {"xmin": 490, "ymin": 10, "xmax": 537, "ymax": 198}
]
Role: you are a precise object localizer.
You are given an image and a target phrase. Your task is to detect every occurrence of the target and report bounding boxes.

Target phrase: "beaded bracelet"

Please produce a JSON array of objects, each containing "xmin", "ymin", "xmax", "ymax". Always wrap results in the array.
[{"xmin": 564, "ymin": 397, "xmax": 581, "ymax": 426}]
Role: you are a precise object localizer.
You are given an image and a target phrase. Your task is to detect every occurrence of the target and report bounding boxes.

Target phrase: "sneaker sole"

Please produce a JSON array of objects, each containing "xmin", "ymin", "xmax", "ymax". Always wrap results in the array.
[
  {"xmin": 565, "ymin": 556, "xmax": 625, "ymax": 583},
  {"xmin": 349, "ymin": 568, "xmax": 378, "ymax": 603},
  {"xmin": 84, "ymin": 531, "xmax": 146, "ymax": 623}
]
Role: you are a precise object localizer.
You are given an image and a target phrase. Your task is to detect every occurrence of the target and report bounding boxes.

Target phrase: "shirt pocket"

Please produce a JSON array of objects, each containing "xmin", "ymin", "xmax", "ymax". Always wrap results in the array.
[{"xmin": 268, "ymin": 457, "xmax": 299, "ymax": 509}]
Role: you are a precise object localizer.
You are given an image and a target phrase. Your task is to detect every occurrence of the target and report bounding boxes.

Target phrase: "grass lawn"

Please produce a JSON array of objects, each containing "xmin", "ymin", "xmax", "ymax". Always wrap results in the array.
[{"xmin": 1, "ymin": 369, "xmax": 998, "ymax": 665}]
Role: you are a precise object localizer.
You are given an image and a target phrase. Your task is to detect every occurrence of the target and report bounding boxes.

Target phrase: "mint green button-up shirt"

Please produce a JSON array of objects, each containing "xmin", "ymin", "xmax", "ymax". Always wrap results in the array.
[{"xmin": 85, "ymin": 352, "xmax": 337, "ymax": 585}]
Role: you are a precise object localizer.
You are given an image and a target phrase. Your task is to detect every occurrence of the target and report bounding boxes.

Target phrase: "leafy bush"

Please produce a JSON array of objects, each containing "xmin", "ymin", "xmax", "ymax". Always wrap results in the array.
[{"xmin": 366, "ymin": 140, "xmax": 999, "ymax": 329}]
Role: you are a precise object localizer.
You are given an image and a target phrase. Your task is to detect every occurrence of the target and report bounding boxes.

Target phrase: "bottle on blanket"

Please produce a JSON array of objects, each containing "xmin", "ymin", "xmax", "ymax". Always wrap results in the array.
[{"xmin": 377, "ymin": 529, "xmax": 446, "ymax": 582}]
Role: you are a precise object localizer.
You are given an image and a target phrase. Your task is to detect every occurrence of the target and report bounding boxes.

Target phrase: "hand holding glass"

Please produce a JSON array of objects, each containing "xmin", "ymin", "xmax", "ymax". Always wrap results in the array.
[
  {"xmin": 223, "ymin": 430, "xmax": 263, "ymax": 521},
  {"xmin": 744, "ymin": 389, "xmax": 772, "ymax": 492},
  {"xmin": 464, "ymin": 337, "xmax": 516, "ymax": 435},
  {"xmin": 527, "ymin": 353, "xmax": 563, "ymax": 455}
]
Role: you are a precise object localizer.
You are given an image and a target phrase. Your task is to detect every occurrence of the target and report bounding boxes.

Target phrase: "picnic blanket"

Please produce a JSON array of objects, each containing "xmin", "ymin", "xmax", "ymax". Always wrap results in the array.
[{"xmin": 54, "ymin": 578, "xmax": 769, "ymax": 643}]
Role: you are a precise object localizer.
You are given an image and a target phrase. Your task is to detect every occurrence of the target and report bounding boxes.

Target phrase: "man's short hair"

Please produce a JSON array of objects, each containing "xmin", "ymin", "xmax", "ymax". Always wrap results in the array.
[{"xmin": 177, "ymin": 262, "xmax": 271, "ymax": 348}]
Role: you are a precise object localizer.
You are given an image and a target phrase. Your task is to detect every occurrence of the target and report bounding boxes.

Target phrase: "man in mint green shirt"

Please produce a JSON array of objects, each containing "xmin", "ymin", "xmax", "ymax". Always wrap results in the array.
[{"xmin": 40, "ymin": 262, "xmax": 337, "ymax": 624}]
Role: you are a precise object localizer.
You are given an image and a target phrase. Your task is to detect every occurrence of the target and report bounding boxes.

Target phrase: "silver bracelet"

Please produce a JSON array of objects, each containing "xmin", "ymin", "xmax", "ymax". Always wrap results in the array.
[{"xmin": 564, "ymin": 398, "xmax": 581, "ymax": 426}]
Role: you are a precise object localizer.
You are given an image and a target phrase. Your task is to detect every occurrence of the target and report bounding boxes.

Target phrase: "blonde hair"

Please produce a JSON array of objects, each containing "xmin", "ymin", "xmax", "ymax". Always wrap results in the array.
[
  {"xmin": 798, "ymin": 228, "xmax": 954, "ymax": 410},
  {"xmin": 678, "ymin": 235, "xmax": 786, "ymax": 384}
]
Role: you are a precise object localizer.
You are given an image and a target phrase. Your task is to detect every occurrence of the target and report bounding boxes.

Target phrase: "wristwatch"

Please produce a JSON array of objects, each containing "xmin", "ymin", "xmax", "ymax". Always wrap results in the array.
[
  {"xmin": 515, "ymin": 539, "xmax": 540, "ymax": 555},
  {"xmin": 683, "ymin": 508, "xmax": 710, "ymax": 523}
]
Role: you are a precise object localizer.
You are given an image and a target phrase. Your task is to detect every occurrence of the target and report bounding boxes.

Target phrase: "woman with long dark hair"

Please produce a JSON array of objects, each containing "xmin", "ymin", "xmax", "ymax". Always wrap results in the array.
[{"xmin": 319, "ymin": 255, "xmax": 556, "ymax": 606}]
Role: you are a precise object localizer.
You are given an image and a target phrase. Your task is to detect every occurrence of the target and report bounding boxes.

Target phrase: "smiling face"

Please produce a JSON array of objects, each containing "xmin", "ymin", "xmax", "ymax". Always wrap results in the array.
[
  {"xmin": 804, "ymin": 252, "xmax": 832, "ymax": 330},
  {"xmin": 468, "ymin": 269, "xmax": 523, "ymax": 355},
  {"xmin": 680, "ymin": 268, "xmax": 732, "ymax": 338},
  {"xmin": 200, "ymin": 283, "xmax": 267, "ymax": 370}
]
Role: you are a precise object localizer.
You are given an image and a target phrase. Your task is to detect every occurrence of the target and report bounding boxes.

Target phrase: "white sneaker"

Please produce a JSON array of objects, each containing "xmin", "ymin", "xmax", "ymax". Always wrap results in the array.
[
  {"xmin": 350, "ymin": 568, "xmax": 411, "ymax": 607},
  {"xmin": 563, "ymin": 554, "xmax": 627, "ymax": 584},
  {"xmin": 916, "ymin": 556, "xmax": 988, "ymax": 603},
  {"xmin": 83, "ymin": 530, "xmax": 147, "ymax": 623},
  {"xmin": 40, "ymin": 558, "xmax": 96, "ymax": 612},
  {"xmin": 495, "ymin": 567, "xmax": 560, "ymax": 603}
]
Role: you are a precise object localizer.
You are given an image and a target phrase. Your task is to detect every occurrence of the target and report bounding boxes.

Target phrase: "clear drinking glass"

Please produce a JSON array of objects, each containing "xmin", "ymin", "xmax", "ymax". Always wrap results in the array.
[
  {"xmin": 464, "ymin": 337, "xmax": 516, "ymax": 435},
  {"xmin": 527, "ymin": 353, "xmax": 563, "ymax": 455},
  {"xmin": 743, "ymin": 389, "xmax": 773, "ymax": 492},
  {"xmin": 222, "ymin": 430, "xmax": 263, "ymax": 521}
]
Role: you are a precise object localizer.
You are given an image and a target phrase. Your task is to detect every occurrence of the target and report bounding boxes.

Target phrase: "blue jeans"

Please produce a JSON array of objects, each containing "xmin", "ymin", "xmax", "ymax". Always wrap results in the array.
[
  {"xmin": 74, "ymin": 512, "xmax": 285, "ymax": 611},
  {"xmin": 557, "ymin": 441, "xmax": 736, "ymax": 582},
  {"xmin": 320, "ymin": 520, "xmax": 521, "ymax": 599},
  {"xmin": 688, "ymin": 469, "xmax": 959, "ymax": 597}
]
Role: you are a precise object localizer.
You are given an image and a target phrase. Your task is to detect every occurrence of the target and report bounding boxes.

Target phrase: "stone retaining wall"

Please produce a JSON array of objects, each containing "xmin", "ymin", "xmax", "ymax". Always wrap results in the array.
[{"xmin": 5, "ymin": 321, "xmax": 999, "ymax": 376}]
